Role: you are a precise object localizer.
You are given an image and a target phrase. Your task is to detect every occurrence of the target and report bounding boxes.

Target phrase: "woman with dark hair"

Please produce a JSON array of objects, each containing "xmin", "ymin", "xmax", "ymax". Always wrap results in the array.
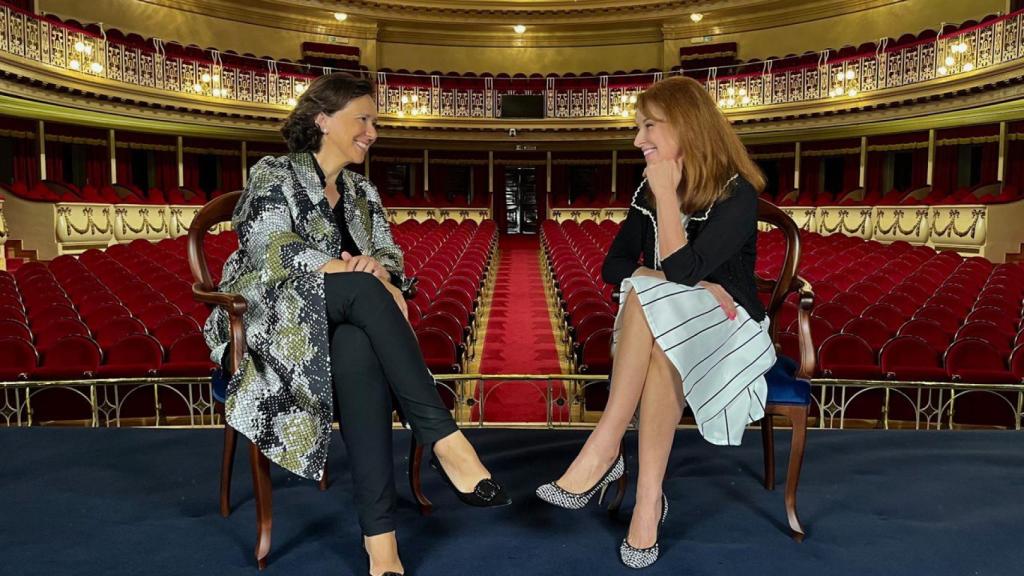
[
  {"xmin": 204, "ymin": 72, "xmax": 509, "ymax": 576},
  {"xmin": 536, "ymin": 76, "xmax": 775, "ymax": 569}
]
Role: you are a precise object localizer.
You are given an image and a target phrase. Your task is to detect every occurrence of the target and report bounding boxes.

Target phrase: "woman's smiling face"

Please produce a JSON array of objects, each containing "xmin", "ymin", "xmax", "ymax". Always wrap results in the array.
[
  {"xmin": 633, "ymin": 104, "xmax": 680, "ymax": 164},
  {"xmin": 318, "ymin": 94, "xmax": 378, "ymax": 164}
]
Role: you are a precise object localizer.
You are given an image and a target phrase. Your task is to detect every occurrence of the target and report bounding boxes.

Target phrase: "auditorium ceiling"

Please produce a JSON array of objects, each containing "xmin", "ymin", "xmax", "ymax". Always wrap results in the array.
[{"xmin": 144, "ymin": 0, "xmax": 905, "ymax": 45}]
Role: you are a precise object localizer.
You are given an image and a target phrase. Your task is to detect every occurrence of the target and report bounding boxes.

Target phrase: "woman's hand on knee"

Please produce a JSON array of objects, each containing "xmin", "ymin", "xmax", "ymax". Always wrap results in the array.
[
  {"xmin": 342, "ymin": 252, "xmax": 390, "ymax": 282},
  {"xmin": 698, "ymin": 281, "xmax": 737, "ymax": 320}
]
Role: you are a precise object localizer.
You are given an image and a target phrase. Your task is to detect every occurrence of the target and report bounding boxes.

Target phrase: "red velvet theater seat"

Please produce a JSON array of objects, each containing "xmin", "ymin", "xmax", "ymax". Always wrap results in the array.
[
  {"xmin": 160, "ymin": 333, "xmax": 216, "ymax": 377},
  {"xmin": 944, "ymin": 338, "xmax": 1014, "ymax": 384},
  {"xmin": 817, "ymin": 333, "xmax": 883, "ymax": 379},
  {"xmin": 32, "ymin": 334, "xmax": 102, "ymax": 380},
  {"xmin": 880, "ymin": 335, "xmax": 947, "ymax": 381},
  {"xmin": 97, "ymin": 334, "xmax": 164, "ymax": 378},
  {"xmin": 0, "ymin": 336, "xmax": 38, "ymax": 380}
]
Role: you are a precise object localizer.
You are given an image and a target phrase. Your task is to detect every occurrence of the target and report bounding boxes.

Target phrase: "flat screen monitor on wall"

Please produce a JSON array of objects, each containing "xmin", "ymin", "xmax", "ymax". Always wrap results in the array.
[{"xmin": 500, "ymin": 94, "xmax": 545, "ymax": 118}]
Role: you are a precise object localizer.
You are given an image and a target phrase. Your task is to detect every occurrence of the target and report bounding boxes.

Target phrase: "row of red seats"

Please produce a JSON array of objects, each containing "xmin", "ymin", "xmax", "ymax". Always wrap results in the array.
[
  {"xmin": 3, "ymin": 180, "xmax": 222, "ymax": 205},
  {"xmin": 393, "ymin": 219, "xmax": 497, "ymax": 373},
  {"xmin": 540, "ymin": 219, "xmax": 619, "ymax": 375},
  {"xmin": 0, "ymin": 260, "xmax": 212, "ymax": 381}
]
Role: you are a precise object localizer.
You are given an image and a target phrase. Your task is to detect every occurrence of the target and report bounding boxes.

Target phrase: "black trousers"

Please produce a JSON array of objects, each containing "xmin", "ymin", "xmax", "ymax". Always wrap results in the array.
[{"xmin": 325, "ymin": 272, "xmax": 458, "ymax": 536}]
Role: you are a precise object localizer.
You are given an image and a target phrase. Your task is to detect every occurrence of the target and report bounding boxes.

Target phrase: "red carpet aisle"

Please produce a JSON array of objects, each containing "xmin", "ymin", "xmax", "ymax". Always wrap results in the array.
[{"xmin": 473, "ymin": 235, "xmax": 568, "ymax": 422}]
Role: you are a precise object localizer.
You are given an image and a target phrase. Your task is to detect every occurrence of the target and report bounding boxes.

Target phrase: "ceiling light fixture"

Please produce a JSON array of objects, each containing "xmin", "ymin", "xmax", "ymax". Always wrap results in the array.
[
  {"xmin": 513, "ymin": 24, "xmax": 527, "ymax": 34},
  {"xmin": 690, "ymin": 13, "xmax": 704, "ymax": 23},
  {"xmin": 333, "ymin": 12, "xmax": 348, "ymax": 22}
]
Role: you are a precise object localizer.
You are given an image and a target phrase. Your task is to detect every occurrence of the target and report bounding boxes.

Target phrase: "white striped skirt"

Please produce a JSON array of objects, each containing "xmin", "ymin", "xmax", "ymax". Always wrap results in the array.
[{"xmin": 612, "ymin": 276, "xmax": 776, "ymax": 446}]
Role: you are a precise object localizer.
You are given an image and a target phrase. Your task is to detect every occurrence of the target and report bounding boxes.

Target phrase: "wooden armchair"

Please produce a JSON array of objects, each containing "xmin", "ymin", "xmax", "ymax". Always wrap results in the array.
[
  {"xmin": 755, "ymin": 198, "xmax": 816, "ymax": 542},
  {"xmin": 187, "ymin": 191, "xmax": 432, "ymax": 570}
]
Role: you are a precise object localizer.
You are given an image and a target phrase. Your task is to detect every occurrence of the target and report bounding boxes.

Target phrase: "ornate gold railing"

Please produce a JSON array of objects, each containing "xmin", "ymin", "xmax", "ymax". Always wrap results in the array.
[
  {"xmin": 1, "ymin": 4, "xmax": 1022, "ymax": 119},
  {"xmin": 2, "ymin": 373, "xmax": 1021, "ymax": 430}
]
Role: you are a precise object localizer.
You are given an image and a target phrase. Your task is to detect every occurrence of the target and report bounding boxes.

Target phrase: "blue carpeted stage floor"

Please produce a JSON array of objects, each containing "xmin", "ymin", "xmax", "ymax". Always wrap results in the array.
[{"xmin": 1, "ymin": 428, "xmax": 1022, "ymax": 576}]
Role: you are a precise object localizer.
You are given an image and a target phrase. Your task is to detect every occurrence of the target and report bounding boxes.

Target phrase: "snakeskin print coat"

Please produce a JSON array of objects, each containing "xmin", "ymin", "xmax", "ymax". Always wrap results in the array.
[{"xmin": 203, "ymin": 152, "xmax": 408, "ymax": 480}]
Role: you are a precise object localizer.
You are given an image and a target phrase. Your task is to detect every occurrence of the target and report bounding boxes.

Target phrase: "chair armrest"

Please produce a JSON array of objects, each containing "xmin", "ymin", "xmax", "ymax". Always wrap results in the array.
[
  {"xmin": 193, "ymin": 283, "xmax": 249, "ymax": 374},
  {"xmin": 192, "ymin": 283, "xmax": 248, "ymax": 316},
  {"xmin": 792, "ymin": 276, "xmax": 816, "ymax": 379}
]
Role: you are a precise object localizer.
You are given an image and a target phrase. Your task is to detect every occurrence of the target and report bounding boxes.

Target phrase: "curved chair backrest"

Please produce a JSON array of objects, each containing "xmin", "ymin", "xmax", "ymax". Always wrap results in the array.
[
  {"xmin": 187, "ymin": 191, "xmax": 245, "ymax": 374},
  {"xmin": 756, "ymin": 199, "xmax": 814, "ymax": 378},
  {"xmin": 188, "ymin": 191, "xmax": 242, "ymax": 293}
]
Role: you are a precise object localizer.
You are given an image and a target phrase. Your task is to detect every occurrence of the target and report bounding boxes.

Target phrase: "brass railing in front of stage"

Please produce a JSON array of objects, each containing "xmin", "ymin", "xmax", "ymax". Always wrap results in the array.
[
  {"xmin": 2, "ymin": 374, "xmax": 1021, "ymax": 431},
  {"xmin": 1, "ymin": 4, "xmax": 1023, "ymax": 120}
]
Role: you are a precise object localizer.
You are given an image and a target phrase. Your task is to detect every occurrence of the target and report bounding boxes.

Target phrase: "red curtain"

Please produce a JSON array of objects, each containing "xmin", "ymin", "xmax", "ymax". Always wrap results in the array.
[
  {"xmin": 842, "ymin": 155, "xmax": 860, "ymax": 193},
  {"xmin": 84, "ymin": 144, "xmax": 109, "ymax": 187},
  {"xmin": 931, "ymin": 145, "xmax": 958, "ymax": 197},
  {"xmin": 866, "ymin": 151, "xmax": 885, "ymax": 194},
  {"xmin": 221, "ymin": 156, "xmax": 243, "ymax": 192},
  {"xmin": 44, "ymin": 140, "xmax": 65, "ymax": 184},
  {"xmin": 1007, "ymin": 140, "xmax": 1024, "ymax": 189},
  {"xmin": 980, "ymin": 142, "xmax": 999, "ymax": 183},
  {"xmin": 11, "ymin": 136, "xmax": 40, "ymax": 187},
  {"xmin": 778, "ymin": 157, "xmax": 795, "ymax": 198},
  {"xmin": 469, "ymin": 165, "xmax": 489, "ymax": 207},
  {"xmin": 154, "ymin": 149, "xmax": 178, "ymax": 191},
  {"xmin": 799, "ymin": 156, "xmax": 820, "ymax": 200},
  {"xmin": 182, "ymin": 153, "xmax": 201, "ymax": 191},
  {"xmin": 549, "ymin": 163, "xmax": 567, "ymax": 207}
]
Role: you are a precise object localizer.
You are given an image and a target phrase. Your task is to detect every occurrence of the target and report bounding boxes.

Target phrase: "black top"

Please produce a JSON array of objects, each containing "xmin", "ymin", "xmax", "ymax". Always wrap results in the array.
[
  {"xmin": 331, "ymin": 199, "xmax": 362, "ymax": 257},
  {"xmin": 310, "ymin": 153, "xmax": 361, "ymax": 256},
  {"xmin": 602, "ymin": 176, "xmax": 766, "ymax": 322}
]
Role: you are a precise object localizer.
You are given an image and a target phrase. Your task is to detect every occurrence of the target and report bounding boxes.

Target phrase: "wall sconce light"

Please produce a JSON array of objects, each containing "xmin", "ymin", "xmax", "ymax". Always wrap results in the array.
[
  {"xmin": 69, "ymin": 36, "xmax": 103, "ymax": 75},
  {"xmin": 398, "ymin": 92, "xmax": 428, "ymax": 116},
  {"xmin": 937, "ymin": 38, "xmax": 974, "ymax": 76},
  {"xmin": 612, "ymin": 92, "xmax": 638, "ymax": 117}
]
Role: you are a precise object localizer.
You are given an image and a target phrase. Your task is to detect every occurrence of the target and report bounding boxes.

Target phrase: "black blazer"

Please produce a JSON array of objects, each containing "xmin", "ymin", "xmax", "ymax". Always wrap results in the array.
[{"xmin": 602, "ymin": 175, "xmax": 766, "ymax": 322}]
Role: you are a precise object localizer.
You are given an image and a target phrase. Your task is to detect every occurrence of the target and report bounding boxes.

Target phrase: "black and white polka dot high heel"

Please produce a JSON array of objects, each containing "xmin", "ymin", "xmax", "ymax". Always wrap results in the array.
[
  {"xmin": 535, "ymin": 454, "xmax": 625, "ymax": 510},
  {"xmin": 619, "ymin": 494, "xmax": 668, "ymax": 569}
]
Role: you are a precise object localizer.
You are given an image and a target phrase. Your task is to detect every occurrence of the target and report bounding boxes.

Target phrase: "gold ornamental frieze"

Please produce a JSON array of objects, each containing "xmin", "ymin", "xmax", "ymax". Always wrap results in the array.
[
  {"xmin": 817, "ymin": 206, "xmax": 874, "ymax": 239},
  {"xmin": 873, "ymin": 206, "xmax": 933, "ymax": 244},
  {"xmin": 929, "ymin": 206, "xmax": 988, "ymax": 248},
  {"xmin": 168, "ymin": 206, "xmax": 202, "ymax": 238},
  {"xmin": 549, "ymin": 207, "xmax": 628, "ymax": 223},
  {"xmin": 54, "ymin": 204, "xmax": 113, "ymax": 246},
  {"xmin": 113, "ymin": 205, "xmax": 169, "ymax": 242},
  {"xmin": 386, "ymin": 207, "xmax": 492, "ymax": 224},
  {"xmin": 782, "ymin": 207, "xmax": 817, "ymax": 233}
]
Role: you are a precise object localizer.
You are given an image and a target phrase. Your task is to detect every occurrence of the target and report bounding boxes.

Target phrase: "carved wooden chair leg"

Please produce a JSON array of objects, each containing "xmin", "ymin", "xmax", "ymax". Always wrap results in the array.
[
  {"xmin": 781, "ymin": 404, "xmax": 809, "ymax": 542},
  {"xmin": 761, "ymin": 415, "xmax": 776, "ymax": 491},
  {"xmin": 220, "ymin": 424, "xmax": 238, "ymax": 518},
  {"xmin": 409, "ymin": 440, "xmax": 432, "ymax": 516},
  {"xmin": 249, "ymin": 444, "xmax": 273, "ymax": 570}
]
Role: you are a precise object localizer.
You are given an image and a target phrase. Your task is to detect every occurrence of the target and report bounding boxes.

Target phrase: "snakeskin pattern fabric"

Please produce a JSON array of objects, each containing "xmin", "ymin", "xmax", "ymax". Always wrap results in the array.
[{"xmin": 203, "ymin": 152, "xmax": 407, "ymax": 480}]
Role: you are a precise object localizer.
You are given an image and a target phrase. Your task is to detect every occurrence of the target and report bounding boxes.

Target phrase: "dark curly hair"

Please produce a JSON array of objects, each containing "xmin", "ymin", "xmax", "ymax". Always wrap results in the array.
[{"xmin": 280, "ymin": 72, "xmax": 375, "ymax": 153}]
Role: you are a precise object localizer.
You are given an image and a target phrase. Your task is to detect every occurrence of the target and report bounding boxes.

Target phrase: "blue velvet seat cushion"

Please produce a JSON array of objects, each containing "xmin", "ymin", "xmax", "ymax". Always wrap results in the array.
[
  {"xmin": 765, "ymin": 355, "xmax": 811, "ymax": 405},
  {"xmin": 211, "ymin": 367, "xmax": 229, "ymax": 404}
]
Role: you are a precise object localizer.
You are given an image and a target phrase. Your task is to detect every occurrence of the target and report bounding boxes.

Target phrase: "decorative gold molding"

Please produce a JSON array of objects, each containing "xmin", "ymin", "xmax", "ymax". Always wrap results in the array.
[{"xmin": 0, "ymin": 128, "xmax": 35, "ymax": 139}]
